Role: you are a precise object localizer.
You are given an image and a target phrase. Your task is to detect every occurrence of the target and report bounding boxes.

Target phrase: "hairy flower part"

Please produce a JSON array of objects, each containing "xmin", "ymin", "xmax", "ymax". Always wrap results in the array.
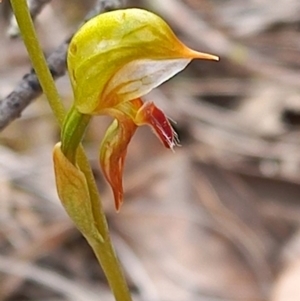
[
  {"xmin": 66, "ymin": 8, "xmax": 219, "ymax": 210},
  {"xmin": 100, "ymin": 98, "xmax": 178, "ymax": 209},
  {"xmin": 135, "ymin": 101, "xmax": 178, "ymax": 150}
]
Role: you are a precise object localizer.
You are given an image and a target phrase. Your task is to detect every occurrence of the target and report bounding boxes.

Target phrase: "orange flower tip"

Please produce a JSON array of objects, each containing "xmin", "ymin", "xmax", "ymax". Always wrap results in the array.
[
  {"xmin": 103, "ymin": 169, "xmax": 125, "ymax": 212},
  {"xmin": 186, "ymin": 49, "xmax": 219, "ymax": 61},
  {"xmin": 99, "ymin": 118, "xmax": 137, "ymax": 212},
  {"xmin": 113, "ymin": 191, "xmax": 123, "ymax": 212}
]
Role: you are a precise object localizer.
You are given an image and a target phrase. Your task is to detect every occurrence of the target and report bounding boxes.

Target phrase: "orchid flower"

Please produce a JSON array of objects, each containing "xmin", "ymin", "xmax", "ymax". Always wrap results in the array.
[{"xmin": 54, "ymin": 8, "xmax": 218, "ymax": 213}]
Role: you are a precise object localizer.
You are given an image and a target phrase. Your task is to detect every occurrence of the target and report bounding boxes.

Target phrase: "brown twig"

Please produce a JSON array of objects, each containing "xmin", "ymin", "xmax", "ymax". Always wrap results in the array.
[{"xmin": 0, "ymin": 0, "xmax": 125, "ymax": 131}]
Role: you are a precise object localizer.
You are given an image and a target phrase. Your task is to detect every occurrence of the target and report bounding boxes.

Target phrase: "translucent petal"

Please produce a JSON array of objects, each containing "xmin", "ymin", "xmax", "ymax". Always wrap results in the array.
[{"xmin": 102, "ymin": 58, "xmax": 191, "ymax": 103}]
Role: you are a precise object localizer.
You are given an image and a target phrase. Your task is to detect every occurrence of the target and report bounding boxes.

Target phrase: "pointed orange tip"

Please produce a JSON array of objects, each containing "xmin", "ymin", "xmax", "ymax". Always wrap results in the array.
[
  {"xmin": 185, "ymin": 48, "xmax": 219, "ymax": 61},
  {"xmin": 114, "ymin": 191, "xmax": 123, "ymax": 212}
]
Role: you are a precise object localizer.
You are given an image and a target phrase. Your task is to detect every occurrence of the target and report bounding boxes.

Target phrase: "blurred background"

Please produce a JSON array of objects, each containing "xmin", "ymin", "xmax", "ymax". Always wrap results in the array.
[{"xmin": 1, "ymin": 0, "xmax": 300, "ymax": 300}]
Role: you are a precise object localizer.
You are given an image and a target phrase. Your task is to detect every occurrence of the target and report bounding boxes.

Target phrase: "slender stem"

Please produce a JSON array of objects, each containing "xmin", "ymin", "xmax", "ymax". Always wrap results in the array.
[
  {"xmin": 60, "ymin": 110, "xmax": 132, "ymax": 300},
  {"xmin": 78, "ymin": 147, "xmax": 132, "ymax": 301},
  {"xmin": 10, "ymin": 0, "xmax": 65, "ymax": 126},
  {"xmin": 10, "ymin": 1, "xmax": 133, "ymax": 301},
  {"xmin": 89, "ymin": 238, "xmax": 133, "ymax": 301},
  {"xmin": 61, "ymin": 106, "xmax": 91, "ymax": 164}
]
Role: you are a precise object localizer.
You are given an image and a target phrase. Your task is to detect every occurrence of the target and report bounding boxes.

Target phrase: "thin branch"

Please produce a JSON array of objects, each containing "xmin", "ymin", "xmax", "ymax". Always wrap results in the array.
[{"xmin": 0, "ymin": 0, "xmax": 126, "ymax": 131}]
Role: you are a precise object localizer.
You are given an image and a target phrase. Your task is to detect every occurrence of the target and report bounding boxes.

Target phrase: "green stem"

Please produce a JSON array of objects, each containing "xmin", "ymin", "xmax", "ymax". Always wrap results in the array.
[
  {"xmin": 10, "ymin": 0, "xmax": 65, "ymax": 126},
  {"xmin": 61, "ymin": 106, "xmax": 91, "ymax": 164},
  {"xmin": 10, "ymin": 1, "xmax": 132, "ymax": 301},
  {"xmin": 60, "ymin": 110, "xmax": 132, "ymax": 301},
  {"xmin": 78, "ymin": 147, "xmax": 132, "ymax": 301},
  {"xmin": 90, "ymin": 239, "xmax": 132, "ymax": 301}
]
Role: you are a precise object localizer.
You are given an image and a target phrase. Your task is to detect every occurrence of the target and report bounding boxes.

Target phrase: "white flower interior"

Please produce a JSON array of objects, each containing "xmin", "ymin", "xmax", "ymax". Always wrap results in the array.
[{"xmin": 103, "ymin": 58, "xmax": 191, "ymax": 101}]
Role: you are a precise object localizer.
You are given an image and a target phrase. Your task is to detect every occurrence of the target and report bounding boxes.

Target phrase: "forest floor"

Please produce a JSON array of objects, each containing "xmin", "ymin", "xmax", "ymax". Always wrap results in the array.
[{"xmin": 1, "ymin": 0, "xmax": 300, "ymax": 300}]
